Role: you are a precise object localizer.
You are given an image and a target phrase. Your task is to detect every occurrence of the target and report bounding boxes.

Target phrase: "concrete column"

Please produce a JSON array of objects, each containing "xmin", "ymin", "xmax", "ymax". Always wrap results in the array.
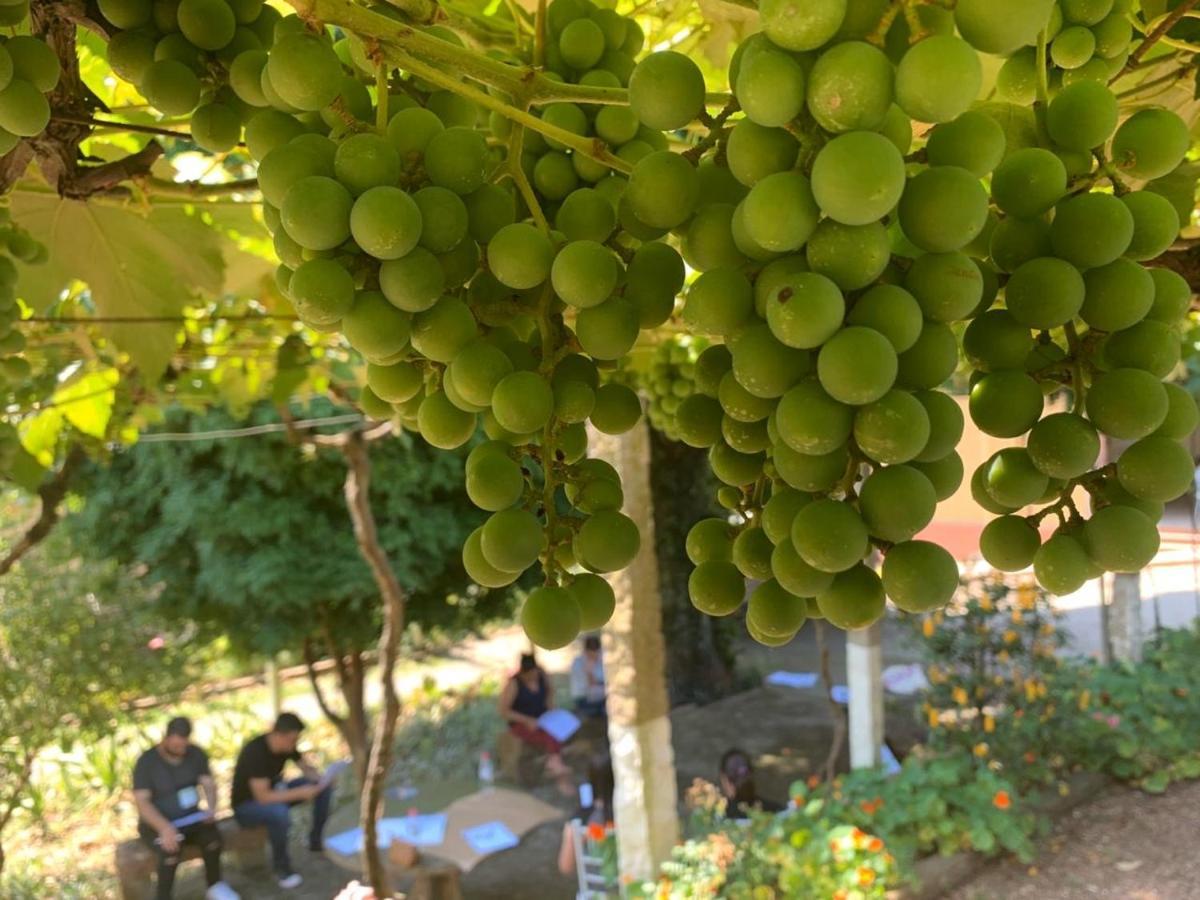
[
  {"xmin": 590, "ymin": 419, "xmax": 680, "ymax": 882},
  {"xmin": 267, "ymin": 656, "xmax": 283, "ymax": 717},
  {"xmin": 1108, "ymin": 572, "xmax": 1144, "ymax": 663},
  {"xmin": 847, "ymin": 622, "xmax": 884, "ymax": 769}
]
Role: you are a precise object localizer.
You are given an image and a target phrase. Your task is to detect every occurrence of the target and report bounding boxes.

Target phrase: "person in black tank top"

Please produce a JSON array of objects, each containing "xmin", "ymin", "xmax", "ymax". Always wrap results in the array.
[{"xmin": 498, "ymin": 653, "xmax": 571, "ymax": 779}]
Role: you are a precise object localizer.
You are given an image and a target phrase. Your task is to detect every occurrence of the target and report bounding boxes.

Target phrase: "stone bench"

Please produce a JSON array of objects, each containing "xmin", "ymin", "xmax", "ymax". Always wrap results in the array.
[{"xmin": 115, "ymin": 817, "xmax": 268, "ymax": 900}]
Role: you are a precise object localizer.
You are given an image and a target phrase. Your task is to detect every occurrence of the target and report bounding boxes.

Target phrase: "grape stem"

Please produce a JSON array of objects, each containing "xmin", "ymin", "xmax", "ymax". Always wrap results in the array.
[
  {"xmin": 374, "ymin": 61, "xmax": 390, "ymax": 133},
  {"xmin": 683, "ymin": 98, "xmax": 740, "ymax": 163},
  {"xmin": 1092, "ymin": 149, "xmax": 1130, "ymax": 196},
  {"xmin": 534, "ymin": 0, "xmax": 547, "ymax": 69},
  {"xmin": 505, "ymin": 113, "xmax": 552, "ymax": 234},
  {"xmin": 866, "ymin": 1, "xmax": 905, "ymax": 45},
  {"xmin": 1025, "ymin": 464, "xmax": 1117, "ymax": 527},
  {"xmin": 1033, "ymin": 28, "xmax": 1050, "ymax": 142},
  {"xmin": 1063, "ymin": 321, "xmax": 1087, "ymax": 414},
  {"xmin": 534, "ymin": 279, "xmax": 563, "ymax": 586},
  {"xmin": 1115, "ymin": 0, "xmax": 1200, "ymax": 81}
]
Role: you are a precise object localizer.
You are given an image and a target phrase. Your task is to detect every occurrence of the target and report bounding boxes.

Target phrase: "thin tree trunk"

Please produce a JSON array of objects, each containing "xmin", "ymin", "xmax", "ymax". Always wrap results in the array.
[
  {"xmin": 341, "ymin": 433, "xmax": 405, "ymax": 898},
  {"xmin": 816, "ymin": 622, "xmax": 846, "ymax": 784},
  {"xmin": 0, "ymin": 750, "xmax": 38, "ymax": 877},
  {"xmin": 0, "ymin": 444, "xmax": 85, "ymax": 577}
]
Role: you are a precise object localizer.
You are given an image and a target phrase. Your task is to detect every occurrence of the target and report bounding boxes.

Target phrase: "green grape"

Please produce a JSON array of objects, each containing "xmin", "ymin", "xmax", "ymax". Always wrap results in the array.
[
  {"xmin": 486, "ymin": 223, "xmax": 553, "ymax": 289},
  {"xmin": 1122, "ymin": 191, "xmax": 1180, "ymax": 262},
  {"xmin": 259, "ymin": 140, "xmax": 336, "ymax": 208},
  {"xmin": 378, "ymin": 249, "xmax": 444, "ymax": 313},
  {"xmin": 899, "ymin": 167, "xmax": 989, "ymax": 254},
  {"xmin": 99, "ymin": 0, "xmax": 152, "ymax": 28},
  {"xmin": 488, "ymin": 371, "xmax": 552, "ymax": 435},
  {"xmin": 560, "ymin": 17, "xmax": 606, "ymax": 69},
  {"xmin": 1082, "ymin": 505, "xmax": 1159, "ymax": 574},
  {"xmin": 466, "ymin": 450, "xmax": 525, "ymax": 511},
  {"xmin": 520, "ymin": 586, "xmax": 581, "ymax": 650},
  {"xmin": 177, "ymin": 0, "xmax": 236, "ymax": 50},
  {"xmin": 628, "ymin": 50, "xmax": 705, "ymax": 130},
  {"xmin": 1117, "ymin": 435, "xmax": 1193, "ymax": 502},
  {"xmin": 995, "ymin": 49, "xmax": 1039, "ymax": 102},
  {"xmin": 759, "ymin": 0, "xmax": 847, "ymax": 51},
  {"xmin": 572, "ymin": 574, "xmax": 616, "ymax": 632},
  {"xmin": 625, "ymin": 241, "xmax": 685, "ymax": 328},
  {"xmin": 1033, "ymin": 531, "xmax": 1094, "ymax": 595},
  {"xmin": 409, "ymin": 186, "xmax": 467, "ymax": 253},
  {"xmin": 687, "ymin": 517, "xmax": 734, "ymax": 565},
  {"xmin": 1086, "ymin": 368, "xmax": 1169, "ymax": 440},
  {"xmin": 1050, "ymin": 192, "xmax": 1134, "ymax": 269},
  {"xmin": 347, "ymin": 186, "xmax": 421, "ymax": 261},
  {"xmin": 737, "ymin": 48, "xmax": 806, "ymax": 128},
  {"xmin": 853, "ymin": 390, "xmax": 931, "ymax": 465},
  {"xmin": 576, "ymin": 298, "xmax": 640, "ymax": 360},
  {"xmin": 694, "ymin": 345, "xmax": 733, "ymax": 396},
  {"xmin": 776, "ymin": 379, "xmax": 853, "ymax": 456},
  {"xmin": 1046, "ymin": 79, "xmax": 1118, "ymax": 151},
  {"xmin": 747, "ymin": 579, "xmax": 807, "ymax": 638},
  {"xmin": 963, "ymin": 310, "xmax": 1034, "ymax": 372},
  {"xmin": 266, "ymin": 32, "xmax": 342, "ymax": 111},
  {"xmin": 771, "ymin": 538, "xmax": 834, "ymax": 597},
  {"xmin": 709, "ymin": 440, "xmax": 765, "ymax": 486},
  {"xmin": 591, "ymin": 383, "xmax": 642, "ymax": 435},
  {"xmin": 811, "ymin": 131, "xmax": 906, "ymax": 226},
  {"xmin": 1051, "ymin": 25, "xmax": 1096, "ymax": 68},
  {"xmin": 805, "ymin": 221, "xmax": 890, "ymax": 291},
  {"xmin": 726, "ymin": 120, "xmax": 799, "ymax": 187},
  {"xmin": 991, "ymin": 149, "xmax": 1067, "ymax": 219},
  {"xmin": 980, "ymin": 515, "xmax": 1041, "ymax": 571},
  {"xmin": 566, "ymin": 459, "xmax": 624, "ymax": 513},
  {"xmin": 410, "ymin": 297, "xmax": 476, "ymax": 363},
  {"xmin": 387, "ymin": 106, "xmax": 444, "ymax": 159},
  {"xmin": 555, "ymin": 380, "xmax": 596, "ymax": 424},
  {"xmin": 1155, "ymin": 383, "xmax": 1200, "ymax": 440},
  {"xmin": 913, "ymin": 390, "xmax": 964, "ymax": 462},
  {"xmin": 463, "ymin": 184, "xmax": 516, "ymax": 245},
  {"xmin": 754, "ymin": 255, "xmax": 810, "ymax": 317},
  {"xmin": 594, "ymin": 105, "xmax": 639, "ymax": 146},
  {"xmin": 552, "ymin": 240, "xmax": 619, "ymax": 309},
  {"xmin": 138, "ymin": 60, "xmax": 200, "ymax": 117},
  {"xmin": 1104, "ymin": 320, "xmax": 1180, "ymax": 378},
  {"xmin": 463, "ymin": 527, "xmax": 520, "ymax": 588},
  {"xmin": 989, "ymin": 217, "xmax": 1051, "ymax": 274},
  {"xmin": 730, "ymin": 324, "xmax": 812, "ymax": 399},
  {"xmin": 1027, "ymin": 412, "xmax": 1100, "ymax": 480},
  {"xmin": 764, "ymin": 272, "xmax": 844, "ymax": 349},
  {"xmin": 367, "ymin": 360, "xmax": 423, "ymax": 404},
  {"xmin": 190, "ymin": 102, "xmax": 241, "ymax": 153},
  {"xmin": 817, "ymin": 326, "xmax": 897, "ymax": 406},
  {"xmin": 773, "ymin": 443, "xmax": 848, "ymax": 493},
  {"xmin": 416, "ymin": 390, "xmax": 476, "ymax": 449},
  {"xmin": 791, "ymin": 499, "xmax": 869, "ymax": 574},
  {"xmin": 985, "ymin": 448, "xmax": 1048, "ymax": 508},
  {"xmin": 859, "ymin": 464, "xmax": 937, "ymax": 542},
  {"xmin": 762, "ymin": 488, "xmax": 812, "ymax": 544},
  {"xmin": 895, "ymin": 35, "xmax": 981, "ymax": 124},
  {"xmin": 897, "ymin": 320, "xmax": 959, "ymax": 390},
  {"xmin": 1062, "ymin": 0, "xmax": 1112, "ymax": 25},
  {"xmin": 281, "ymin": 175, "xmax": 353, "ymax": 252},
  {"xmin": 954, "ymin": 0, "xmax": 1056, "ymax": 55},
  {"xmin": 1095, "ymin": 478, "xmax": 1164, "ymax": 521},
  {"xmin": 333, "ymin": 133, "xmax": 401, "ymax": 196},
  {"xmin": 816, "ymin": 564, "xmax": 886, "ymax": 630},
  {"xmin": 683, "ymin": 204, "xmax": 747, "ymax": 272},
  {"xmin": 1004, "ymin": 257, "xmax": 1085, "ymax": 330},
  {"xmin": 684, "ymin": 268, "xmax": 752, "ymax": 336},
  {"xmin": 626, "ymin": 151, "xmax": 699, "ymax": 230},
  {"xmin": 905, "ymin": 251, "xmax": 984, "ymax": 322},
  {"xmin": 447, "ymin": 341, "xmax": 513, "ymax": 408},
  {"xmin": 806, "ymin": 41, "xmax": 893, "ymax": 133},
  {"xmin": 913, "ymin": 451, "xmax": 964, "ymax": 501},
  {"xmin": 555, "ymin": 189, "xmax": 616, "ymax": 243},
  {"xmin": 438, "ymin": 238, "xmax": 480, "ymax": 291},
  {"xmin": 969, "ymin": 370, "xmax": 1043, "ymax": 438},
  {"xmin": 689, "ymin": 560, "xmax": 746, "ymax": 616},
  {"xmin": 1111, "ymin": 108, "xmax": 1190, "ymax": 181},
  {"xmin": 881, "ymin": 540, "xmax": 959, "ymax": 612},
  {"xmin": 2, "ymin": 39, "xmax": 53, "ymax": 97},
  {"xmin": 421, "ymin": 127, "xmax": 488, "ymax": 195},
  {"xmin": 1147, "ymin": 268, "xmax": 1191, "ymax": 324},
  {"xmin": 108, "ymin": 31, "xmax": 159, "ymax": 85},
  {"xmin": 288, "ymin": 258, "xmax": 354, "ymax": 326},
  {"xmin": 675, "ymin": 394, "xmax": 724, "ymax": 448},
  {"xmin": 575, "ymin": 510, "xmax": 640, "ymax": 573},
  {"xmin": 1092, "ymin": 11, "xmax": 1132, "ymax": 57},
  {"xmin": 742, "ymin": 171, "xmax": 820, "ymax": 253},
  {"xmin": 732, "ymin": 527, "xmax": 774, "ymax": 580},
  {"xmin": 244, "ymin": 109, "xmax": 306, "ymax": 160},
  {"xmin": 343, "ymin": 290, "xmax": 411, "ymax": 361},
  {"xmin": 845, "ymin": 284, "xmax": 922, "ymax": 353},
  {"xmin": 480, "ymin": 507, "xmax": 542, "ymax": 573}
]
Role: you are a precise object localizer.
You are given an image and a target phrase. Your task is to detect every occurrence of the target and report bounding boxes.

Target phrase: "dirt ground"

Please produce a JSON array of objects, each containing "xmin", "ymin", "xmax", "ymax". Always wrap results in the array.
[{"xmin": 949, "ymin": 779, "xmax": 1200, "ymax": 900}]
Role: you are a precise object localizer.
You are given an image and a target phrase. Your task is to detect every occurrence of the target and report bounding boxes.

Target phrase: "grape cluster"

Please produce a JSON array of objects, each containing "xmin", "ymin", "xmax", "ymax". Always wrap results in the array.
[
  {"xmin": 0, "ymin": 209, "xmax": 46, "ymax": 475},
  {"xmin": 0, "ymin": 19, "xmax": 62, "ymax": 148},
  {"xmin": 241, "ymin": 1, "xmax": 690, "ymax": 650},
  {"xmin": 99, "ymin": 0, "xmax": 282, "ymax": 149},
  {"xmin": 635, "ymin": 336, "xmax": 711, "ymax": 442}
]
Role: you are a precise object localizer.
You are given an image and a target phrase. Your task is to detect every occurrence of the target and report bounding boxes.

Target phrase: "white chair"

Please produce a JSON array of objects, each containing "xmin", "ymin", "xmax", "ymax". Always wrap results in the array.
[{"xmin": 569, "ymin": 818, "xmax": 617, "ymax": 899}]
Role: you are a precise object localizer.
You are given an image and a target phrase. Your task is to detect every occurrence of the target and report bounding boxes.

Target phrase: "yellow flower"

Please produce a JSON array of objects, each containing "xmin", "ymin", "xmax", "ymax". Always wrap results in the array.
[
  {"xmin": 979, "ymin": 595, "xmax": 993, "ymax": 611},
  {"xmin": 1057, "ymin": 782, "xmax": 1070, "ymax": 797},
  {"xmin": 922, "ymin": 618, "xmax": 935, "ymax": 638},
  {"xmin": 1004, "ymin": 629, "xmax": 1019, "ymax": 645},
  {"xmin": 952, "ymin": 686, "xmax": 969, "ymax": 706},
  {"xmin": 1011, "ymin": 608, "xmax": 1024, "ymax": 625},
  {"xmin": 974, "ymin": 742, "xmax": 989, "ymax": 757},
  {"xmin": 984, "ymin": 714, "xmax": 995, "ymax": 733},
  {"xmin": 928, "ymin": 707, "xmax": 940, "ymax": 729},
  {"xmin": 1025, "ymin": 681, "xmax": 1038, "ymax": 703},
  {"xmin": 997, "ymin": 649, "xmax": 1010, "ymax": 663},
  {"xmin": 1017, "ymin": 585, "xmax": 1037, "ymax": 609}
]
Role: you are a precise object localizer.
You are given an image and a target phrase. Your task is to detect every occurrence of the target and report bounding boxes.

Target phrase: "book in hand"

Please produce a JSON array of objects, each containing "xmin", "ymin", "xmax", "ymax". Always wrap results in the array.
[{"xmin": 537, "ymin": 709, "xmax": 581, "ymax": 743}]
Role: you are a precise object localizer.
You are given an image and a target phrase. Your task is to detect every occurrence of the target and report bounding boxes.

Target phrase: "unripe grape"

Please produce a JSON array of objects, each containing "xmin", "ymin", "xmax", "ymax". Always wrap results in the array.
[
  {"xmin": 572, "ymin": 574, "xmax": 616, "ymax": 631},
  {"xmin": 689, "ymin": 560, "xmax": 746, "ymax": 616},
  {"xmin": 576, "ymin": 298, "xmax": 639, "ymax": 361},
  {"xmin": 687, "ymin": 518, "xmax": 734, "ymax": 565},
  {"xmin": 913, "ymin": 451, "xmax": 964, "ymax": 501},
  {"xmin": 1034, "ymin": 531, "xmax": 1095, "ymax": 595},
  {"xmin": 963, "ymin": 310, "xmax": 1034, "ymax": 372},
  {"xmin": 675, "ymin": 394, "xmax": 724, "ymax": 448},
  {"xmin": 969, "ymin": 371, "xmax": 1043, "ymax": 438},
  {"xmin": 854, "ymin": 390, "xmax": 931, "ymax": 466},
  {"xmin": 1111, "ymin": 108, "xmax": 1190, "ymax": 181},
  {"xmin": 991, "ymin": 149, "xmax": 1067, "ymax": 219},
  {"xmin": 1122, "ymin": 191, "xmax": 1180, "ymax": 262},
  {"xmin": 776, "ymin": 379, "xmax": 854, "ymax": 456},
  {"xmin": 726, "ymin": 120, "xmax": 799, "ymax": 187},
  {"xmin": 626, "ymin": 151, "xmax": 700, "ymax": 230},
  {"xmin": 367, "ymin": 361, "xmax": 423, "ymax": 404},
  {"xmin": 817, "ymin": 327, "xmax": 898, "ymax": 406},
  {"xmin": 882, "ymin": 540, "xmax": 959, "ymax": 612},
  {"xmin": 816, "ymin": 564, "xmax": 886, "ymax": 630},
  {"xmin": 895, "ymin": 35, "xmax": 981, "ymax": 124},
  {"xmin": 762, "ymin": 488, "xmax": 813, "ymax": 544},
  {"xmin": 747, "ymin": 579, "xmax": 807, "ymax": 638},
  {"xmin": 845, "ymin": 285, "xmax": 923, "ymax": 353},
  {"xmin": 985, "ymin": 448, "xmax": 1049, "ymax": 508},
  {"xmin": 1086, "ymin": 368, "xmax": 1169, "ymax": 440},
  {"xmin": 575, "ymin": 510, "xmax": 640, "ymax": 573},
  {"xmin": 410, "ymin": 297, "xmax": 476, "ymax": 363},
  {"xmin": 771, "ymin": 538, "xmax": 835, "ymax": 597},
  {"xmin": 628, "ymin": 50, "xmax": 705, "ymax": 131},
  {"xmin": 1050, "ymin": 192, "xmax": 1134, "ymax": 270},
  {"xmin": 1004, "ymin": 257, "xmax": 1085, "ymax": 330},
  {"xmin": 416, "ymin": 390, "xmax": 476, "ymax": 450},
  {"xmin": 139, "ymin": 61, "xmax": 200, "ymax": 117},
  {"xmin": 1103, "ymin": 320, "xmax": 1180, "ymax": 378},
  {"xmin": 1027, "ymin": 413, "xmax": 1100, "ymax": 480},
  {"xmin": 759, "ymin": 0, "xmax": 847, "ymax": 51},
  {"xmin": 266, "ymin": 32, "xmax": 343, "ymax": 111},
  {"xmin": 905, "ymin": 251, "xmax": 984, "ymax": 322},
  {"xmin": 1155, "ymin": 383, "xmax": 1200, "ymax": 440},
  {"xmin": 791, "ymin": 499, "xmax": 869, "ymax": 574},
  {"xmin": 737, "ymin": 48, "xmax": 806, "ymax": 128},
  {"xmin": 899, "ymin": 167, "xmax": 989, "ymax": 254},
  {"xmin": 805, "ymin": 221, "xmax": 890, "ymax": 292},
  {"xmin": 522, "ymin": 586, "xmax": 582, "ymax": 650},
  {"xmin": 732, "ymin": 527, "xmax": 774, "ymax": 580},
  {"xmin": 552, "ymin": 240, "xmax": 619, "ymax": 309},
  {"xmin": 896, "ymin": 320, "xmax": 958, "ymax": 390},
  {"xmin": 466, "ymin": 450, "xmax": 525, "ymax": 512},
  {"xmin": 591, "ymin": 383, "xmax": 642, "ymax": 435},
  {"xmin": 954, "ymin": 0, "xmax": 1056, "ymax": 55},
  {"xmin": 343, "ymin": 291, "xmax": 411, "ymax": 361},
  {"xmin": 765, "ymin": 272, "xmax": 844, "ymax": 349},
  {"xmin": 811, "ymin": 131, "xmax": 906, "ymax": 226},
  {"xmin": 980, "ymin": 515, "xmax": 1041, "ymax": 572},
  {"xmin": 1116, "ymin": 435, "xmax": 1194, "ymax": 503},
  {"xmin": 288, "ymin": 258, "xmax": 354, "ymax": 326},
  {"xmin": 806, "ymin": 40, "xmax": 893, "ymax": 133},
  {"xmin": 387, "ymin": 106, "xmax": 445, "ymax": 159},
  {"xmin": 178, "ymin": 0, "xmax": 236, "ymax": 50},
  {"xmin": 1146, "ymin": 268, "xmax": 1191, "ymax": 325},
  {"xmin": 463, "ymin": 527, "xmax": 520, "ymax": 588},
  {"xmin": 1046, "ymin": 79, "xmax": 1118, "ymax": 151}
]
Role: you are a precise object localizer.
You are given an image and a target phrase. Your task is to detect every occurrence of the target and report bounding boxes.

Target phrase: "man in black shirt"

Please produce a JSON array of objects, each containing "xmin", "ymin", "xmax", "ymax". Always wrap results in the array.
[
  {"xmin": 132, "ymin": 717, "xmax": 239, "ymax": 900},
  {"xmin": 231, "ymin": 712, "xmax": 332, "ymax": 889}
]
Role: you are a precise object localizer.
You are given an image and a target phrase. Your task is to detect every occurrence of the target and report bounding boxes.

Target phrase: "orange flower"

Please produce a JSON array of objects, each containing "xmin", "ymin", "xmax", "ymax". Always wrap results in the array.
[
  {"xmin": 974, "ymin": 742, "xmax": 989, "ymax": 757},
  {"xmin": 587, "ymin": 822, "xmax": 606, "ymax": 842},
  {"xmin": 1003, "ymin": 629, "xmax": 1019, "ymax": 645},
  {"xmin": 857, "ymin": 866, "xmax": 876, "ymax": 886},
  {"xmin": 807, "ymin": 774, "xmax": 821, "ymax": 789},
  {"xmin": 922, "ymin": 618, "xmax": 935, "ymax": 638},
  {"xmin": 993, "ymin": 790, "xmax": 1011, "ymax": 810},
  {"xmin": 952, "ymin": 686, "xmax": 969, "ymax": 706},
  {"xmin": 1023, "ymin": 751, "xmax": 1036, "ymax": 764},
  {"xmin": 927, "ymin": 707, "xmax": 940, "ymax": 729},
  {"xmin": 833, "ymin": 890, "xmax": 848, "ymax": 900},
  {"xmin": 867, "ymin": 837, "xmax": 884, "ymax": 853}
]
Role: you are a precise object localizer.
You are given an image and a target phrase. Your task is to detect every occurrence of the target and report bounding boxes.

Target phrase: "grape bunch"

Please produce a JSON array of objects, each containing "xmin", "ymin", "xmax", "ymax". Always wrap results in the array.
[
  {"xmin": 0, "ymin": 20, "xmax": 62, "ymax": 149},
  {"xmin": 99, "ymin": 0, "xmax": 283, "ymax": 149},
  {"xmin": 635, "ymin": 336, "xmax": 711, "ymax": 442},
  {"xmin": 0, "ymin": 209, "xmax": 46, "ymax": 476},
  {"xmin": 249, "ymin": 1, "xmax": 690, "ymax": 650}
]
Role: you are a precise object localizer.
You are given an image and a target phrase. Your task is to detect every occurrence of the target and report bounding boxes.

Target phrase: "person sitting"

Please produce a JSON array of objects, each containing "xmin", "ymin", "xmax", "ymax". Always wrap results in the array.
[
  {"xmin": 557, "ymin": 753, "xmax": 615, "ymax": 878},
  {"xmin": 498, "ymin": 653, "xmax": 571, "ymax": 781},
  {"xmin": 132, "ymin": 716, "xmax": 240, "ymax": 900},
  {"xmin": 569, "ymin": 635, "xmax": 607, "ymax": 720},
  {"xmin": 231, "ymin": 713, "xmax": 332, "ymax": 890},
  {"xmin": 718, "ymin": 748, "xmax": 782, "ymax": 820}
]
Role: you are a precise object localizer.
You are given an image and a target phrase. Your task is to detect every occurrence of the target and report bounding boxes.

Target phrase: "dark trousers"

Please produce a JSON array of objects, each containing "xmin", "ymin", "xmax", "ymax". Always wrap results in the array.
[
  {"xmin": 234, "ymin": 777, "xmax": 331, "ymax": 876},
  {"xmin": 138, "ymin": 820, "xmax": 222, "ymax": 900},
  {"xmin": 574, "ymin": 697, "xmax": 607, "ymax": 719}
]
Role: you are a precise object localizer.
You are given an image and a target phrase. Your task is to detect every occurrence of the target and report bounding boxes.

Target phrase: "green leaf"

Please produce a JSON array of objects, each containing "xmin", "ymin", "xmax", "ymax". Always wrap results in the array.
[
  {"xmin": 19, "ymin": 407, "xmax": 63, "ymax": 467},
  {"xmin": 10, "ymin": 192, "xmax": 228, "ymax": 377},
  {"xmin": 1141, "ymin": 770, "xmax": 1170, "ymax": 794},
  {"xmin": 7, "ymin": 445, "xmax": 47, "ymax": 492},
  {"xmin": 52, "ymin": 368, "xmax": 119, "ymax": 439}
]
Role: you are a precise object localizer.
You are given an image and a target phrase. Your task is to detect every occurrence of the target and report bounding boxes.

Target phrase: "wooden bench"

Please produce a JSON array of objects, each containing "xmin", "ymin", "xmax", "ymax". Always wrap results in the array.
[{"xmin": 115, "ymin": 817, "xmax": 268, "ymax": 900}]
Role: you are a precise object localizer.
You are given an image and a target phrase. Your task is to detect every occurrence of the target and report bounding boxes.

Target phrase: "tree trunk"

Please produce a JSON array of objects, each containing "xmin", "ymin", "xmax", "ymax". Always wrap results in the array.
[
  {"xmin": 589, "ymin": 420, "xmax": 680, "ymax": 883},
  {"xmin": 302, "ymin": 639, "xmax": 369, "ymax": 786},
  {"xmin": 341, "ymin": 433, "xmax": 405, "ymax": 898},
  {"xmin": 649, "ymin": 430, "xmax": 736, "ymax": 704}
]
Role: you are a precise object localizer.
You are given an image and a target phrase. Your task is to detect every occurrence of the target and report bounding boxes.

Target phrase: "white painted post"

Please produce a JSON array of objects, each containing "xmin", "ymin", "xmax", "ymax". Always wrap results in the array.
[
  {"xmin": 1108, "ymin": 572, "xmax": 1144, "ymax": 663},
  {"xmin": 589, "ymin": 419, "xmax": 680, "ymax": 882},
  {"xmin": 847, "ymin": 622, "xmax": 884, "ymax": 769}
]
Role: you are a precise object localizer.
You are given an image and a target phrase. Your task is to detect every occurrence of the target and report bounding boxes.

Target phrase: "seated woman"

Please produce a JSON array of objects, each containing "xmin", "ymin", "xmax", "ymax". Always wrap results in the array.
[
  {"xmin": 718, "ymin": 748, "xmax": 783, "ymax": 820},
  {"xmin": 557, "ymin": 753, "xmax": 616, "ymax": 884},
  {"xmin": 498, "ymin": 653, "xmax": 571, "ymax": 781}
]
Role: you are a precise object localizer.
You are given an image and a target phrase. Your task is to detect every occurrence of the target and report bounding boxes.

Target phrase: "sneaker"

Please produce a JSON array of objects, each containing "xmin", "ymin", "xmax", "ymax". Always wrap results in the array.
[
  {"xmin": 205, "ymin": 883, "xmax": 241, "ymax": 900},
  {"xmin": 278, "ymin": 873, "xmax": 304, "ymax": 889}
]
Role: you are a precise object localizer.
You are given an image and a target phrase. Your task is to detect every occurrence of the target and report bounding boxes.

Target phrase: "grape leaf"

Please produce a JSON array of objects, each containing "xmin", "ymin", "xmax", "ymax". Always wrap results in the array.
[
  {"xmin": 10, "ymin": 193, "xmax": 229, "ymax": 378},
  {"xmin": 53, "ymin": 368, "xmax": 120, "ymax": 439}
]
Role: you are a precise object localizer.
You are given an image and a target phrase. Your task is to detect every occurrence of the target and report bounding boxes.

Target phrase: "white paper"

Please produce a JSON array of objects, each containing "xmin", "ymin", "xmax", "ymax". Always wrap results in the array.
[
  {"xmin": 764, "ymin": 671, "xmax": 819, "ymax": 689},
  {"xmin": 830, "ymin": 684, "xmax": 850, "ymax": 704},
  {"xmin": 461, "ymin": 820, "xmax": 519, "ymax": 854},
  {"xmin": 537, "ymin": 708, "xmax": 581, "ymax": 743},
  {"xmin": 881, "ymin": 743, "xmax": 902, "ymax": 776},
  {"xmin": 380, "ymin": 813, "xmax": 448, "ymax": 847},
  {"xmin": 881, "ymin": 663, "xmax": 929, "ymax": 695},
  {"xmin": 326, "ymin": 827, "xmax": 364, "ymax": 856},
  {"xmin": 320, "ymin": 758, "xmax": 352, "ymax": 788}
]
